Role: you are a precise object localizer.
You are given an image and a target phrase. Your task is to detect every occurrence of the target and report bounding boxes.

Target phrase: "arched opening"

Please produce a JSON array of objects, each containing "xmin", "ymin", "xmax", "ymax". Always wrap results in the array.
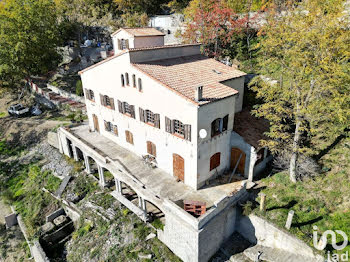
[
  {"xmin": 75, "ymin": 147, "xmax": 84, "ymax": 162},
  {"xmin": 88, "ymin": 156, "xmax": 98, "ymax": 178},
  {"xmin": 103, "ymin": 168, "xmax": 115, "ymax": 188},
  {"xmin": 121, "ymin": 74, "xmax": 125, "ymax": 87},
  {"xmin": 145, "ymin": 200, "xmax": 165, "ymax": 227},
  {"xmin": 230, "ymin": 147, "xmax": 246, "ymax": 176},
  {"xmin": 122, "ymin": 182, "xmax": 138, "ymax": 202},
  {"xmin": 66, "ymin": 138, "xmax": 73, "ymax": 158}
]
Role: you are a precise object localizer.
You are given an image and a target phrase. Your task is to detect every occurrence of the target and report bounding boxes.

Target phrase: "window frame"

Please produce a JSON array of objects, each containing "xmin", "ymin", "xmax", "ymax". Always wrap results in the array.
[
  {"xmin": 125, "ymin": 73, "xmax": 129, "ymax": 86},
  {"xmin": 145, "ymin": 110, "xmax": 155, "ymax": 125},
  {"xmin": 121, "ymin": 74, "xmax": 125, "ymax": 87}
]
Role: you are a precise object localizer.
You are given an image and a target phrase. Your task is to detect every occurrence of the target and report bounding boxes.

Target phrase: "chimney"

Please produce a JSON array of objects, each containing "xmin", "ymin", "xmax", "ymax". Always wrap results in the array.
[{"xmin": 195, "ymin": 86, "xmax": 203, "ymax": 102}]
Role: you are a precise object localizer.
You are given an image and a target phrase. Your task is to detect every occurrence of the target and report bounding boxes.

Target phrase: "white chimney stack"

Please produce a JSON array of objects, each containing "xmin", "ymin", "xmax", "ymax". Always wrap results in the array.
[{"xmin": 195, "ymin": 86, "xmax": 203, "ymax": 102}]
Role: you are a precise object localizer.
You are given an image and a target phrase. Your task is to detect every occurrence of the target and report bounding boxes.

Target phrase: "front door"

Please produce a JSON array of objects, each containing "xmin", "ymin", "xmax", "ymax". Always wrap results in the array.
[
  {"xmin": 230, "ymin": 147, "xmax": 246, "ymax": 176},
  {"xmin": 173, "ymin": 154, "xmax": 184, "ymax": 182},
  {"xmin": 92, "ymin": 114, "xmax": 99, "ymax": 132}
]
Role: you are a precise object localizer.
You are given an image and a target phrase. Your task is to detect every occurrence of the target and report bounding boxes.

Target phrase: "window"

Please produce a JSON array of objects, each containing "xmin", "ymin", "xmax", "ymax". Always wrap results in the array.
[
  {"xmin": 138, "ymin": 78, "xmax": 142, "ymax": 92},
  {"xmin": 174, "ymin": 120, "xmax": 184, "ymax": 137},
  {"xmin": 118, "ymin": 39, "xmax": 129, "ymax": 50},
  {"xmin": 139, "ymin": 108, "xmax": 160, "ymax": 128},
  {"xmin": 104, "ymin": 121, "xmax": 112, "ymax": 132},
  {"xmin": 113, "ymin": 125, "xmax": 118, "ymax": 136},
  {"xmin": 146, "ymin": 141, "xmax": 156, "ymax": 157},
  {"xmin": 211, "ymin": 115, "xmax": 229, "ymax": 137},
  {"xmin": 124, "ymin": 102, "xmax": 131, "ymax": 115},
  {"xmin": 125, "ymin": 73, "xmax": 129, "ymax": 86},
  {"xmin": 84, "ymin": 89, "xmax": 95, "ymax": 102},
  {"xmin": 210, "ymin": 152, "xmax": 221, "ymax": 171},
  {"xmin": 100, "ymin": 94, "xmax": 115, "ymax": 110},
  {"xmin": 125, "ymin": 130, "xmax": 134, "ymax": 145},
  {"xmin": 146, "ymin": 110, "xmax": 155, "ymax": 124},
  {"xmin": 105, "ymin": 96, "xmax": 111, "ymax": 107},
  {"xmin": 121, "ymin": 74, "xmax": 125, "ymax": 87},
  {"xmin": 89, "ymin": 90, "xmax": 95, "ymax": 101},
  {"xmin": 165, "ymin": 117, "xmax": 191, "ymax": 141},
  {"xmin": 132, "ymin": 74, "xmax": 136, "ymax": 87},
  {"xmin": 222, "ymin": 115, "xmax": 228, "ymax": 131},
  {"xmin": 211, "ymin": 118, "xmax": 221, "ymax": 137},
  {"xmin": 117, "ymin": 100, "xmax": 135, "ymax": 118}
]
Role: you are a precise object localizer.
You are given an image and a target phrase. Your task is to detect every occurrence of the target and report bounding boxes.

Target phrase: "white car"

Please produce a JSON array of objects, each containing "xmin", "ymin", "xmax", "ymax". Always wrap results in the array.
[{"xmin": 8, "ymin": 104, "xmax": 30, "ymax": 117}]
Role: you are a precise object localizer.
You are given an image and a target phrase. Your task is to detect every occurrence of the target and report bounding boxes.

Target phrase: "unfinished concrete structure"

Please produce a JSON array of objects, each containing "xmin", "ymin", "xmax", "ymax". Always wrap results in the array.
[{"xmin": 57, "ymin": 27, "xmax": 271, "ymax": 262}]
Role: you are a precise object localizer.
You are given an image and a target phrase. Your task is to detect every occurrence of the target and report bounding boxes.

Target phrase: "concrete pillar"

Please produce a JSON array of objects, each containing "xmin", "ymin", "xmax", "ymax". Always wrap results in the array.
[
  {"xmin": 83, "ymin": 154, "xmax": 91, "ymax": 174},
  {"xmin": 97, "ymin": 165, "xmax": 105, "ymax": 188},
  {"xmin": 138, "ymin": 196, "xmax": 142, "ymax": 208},
  {"xmin": 115, "ymin": 179, "xmax": 122, "ymax": 195},
  {"xmin": 285, "ymin": 210, "xmax": 295, "ymax": 230},
  {"xmin": 72, "ymin": 145, "xmax": 78, "ymax": 161},
  {"xmin": 141, "ymin": 198, "xmax": 147, "ymax": 221},
  {"xmin": 248, "ymin": 147, "xmax": 257, "ymax": 181}
]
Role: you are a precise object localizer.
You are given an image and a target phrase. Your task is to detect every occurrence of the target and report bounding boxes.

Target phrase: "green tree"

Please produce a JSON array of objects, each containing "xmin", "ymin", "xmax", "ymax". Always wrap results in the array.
[
  {"xmin": 0, "ymin": 0, "xmax": 61, "ymax": 88},
  {"xmin": 251, "ymin": 0, "xmax": 350, "ymax": 182}
]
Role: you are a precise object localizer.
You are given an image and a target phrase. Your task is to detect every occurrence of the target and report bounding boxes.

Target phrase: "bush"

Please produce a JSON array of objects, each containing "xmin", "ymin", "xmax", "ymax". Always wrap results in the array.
[{"xmin": 75, "ymin": 80, "xmax": 83, "ymax": 96}]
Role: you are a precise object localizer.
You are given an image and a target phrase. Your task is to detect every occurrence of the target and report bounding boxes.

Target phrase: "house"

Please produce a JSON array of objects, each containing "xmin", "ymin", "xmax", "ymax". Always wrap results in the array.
[{"xmin": 56, "ymin": 27, "xmax": 271, "ymax": 262}]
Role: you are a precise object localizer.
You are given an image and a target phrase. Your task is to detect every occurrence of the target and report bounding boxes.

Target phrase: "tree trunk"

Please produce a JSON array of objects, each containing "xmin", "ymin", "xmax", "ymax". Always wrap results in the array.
[{"xmin": 289, "ymin": 118, "xmax": 301, "ymax": 183}]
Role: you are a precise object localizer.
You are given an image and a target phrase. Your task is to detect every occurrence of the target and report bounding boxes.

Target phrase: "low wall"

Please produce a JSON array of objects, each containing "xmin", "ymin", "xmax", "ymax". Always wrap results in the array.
[
  {"xmin": 47, "ymin": 84, "xmax": 84, "ymax": 104},
  {"xmin": 237, "ymin": 214, "xmax": 322, "ymax": 260}
]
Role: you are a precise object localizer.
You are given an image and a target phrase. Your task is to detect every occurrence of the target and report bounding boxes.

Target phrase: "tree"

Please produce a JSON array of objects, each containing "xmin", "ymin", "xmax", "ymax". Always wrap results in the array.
[
  {"xmin": 251, "ymin": 0, "xmax": 350, "ymax": 182},
  {"xmin": 182, "ymin": 0, "xmax": 259, "ymax": 71},
  {"xmin": 0, "ymin": 0, "xmax": 61, "ymax": 88}
]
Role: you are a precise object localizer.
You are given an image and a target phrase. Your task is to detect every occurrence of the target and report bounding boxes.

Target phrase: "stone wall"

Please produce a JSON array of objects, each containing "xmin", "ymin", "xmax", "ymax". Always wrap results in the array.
[{"xmin": 237, "ymin": 214, "xmax": 323, "ymax": 260}]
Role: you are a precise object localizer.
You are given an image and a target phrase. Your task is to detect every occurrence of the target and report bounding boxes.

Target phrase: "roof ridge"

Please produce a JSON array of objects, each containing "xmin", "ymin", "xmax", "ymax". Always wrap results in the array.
[{"xmin": 129, "ymin": 43, "xmax": 201, "ymax": 52}]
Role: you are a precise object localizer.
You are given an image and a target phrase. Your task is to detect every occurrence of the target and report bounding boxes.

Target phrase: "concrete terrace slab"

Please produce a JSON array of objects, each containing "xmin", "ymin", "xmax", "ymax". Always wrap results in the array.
[{"xmin": 70, "ymin": 124, "xmax": 243, "ymax": 208}]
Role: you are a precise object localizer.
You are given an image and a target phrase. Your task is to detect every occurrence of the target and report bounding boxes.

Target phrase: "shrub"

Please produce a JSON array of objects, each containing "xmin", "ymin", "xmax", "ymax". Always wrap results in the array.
[{"xmin": 75, "ymin": 80, "xmax": 83, "ymax": 96}]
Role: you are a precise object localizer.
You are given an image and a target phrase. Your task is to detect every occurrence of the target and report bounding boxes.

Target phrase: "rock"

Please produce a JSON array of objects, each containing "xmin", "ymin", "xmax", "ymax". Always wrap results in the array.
[
  {"xmin": 138, "ymin": 254, "xmax": 152, "ymax": 260},
  {"xmin": 146, "ymin": 233, "xmax": 156, "ymax": 241},
  {"xmin": 53, "ymin": 215, "xmax": 67, "ymax": 227},
  {"xmin": 41, "ymin": 222, "xmax": 55, "ymax": 233}
]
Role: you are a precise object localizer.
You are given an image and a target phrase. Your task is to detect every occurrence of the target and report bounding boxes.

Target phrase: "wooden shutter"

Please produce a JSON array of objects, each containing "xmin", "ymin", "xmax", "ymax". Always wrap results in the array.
[
  {"xmin": 210, "ymin": 153, "xmax": 221, "ymax": 171},
  {"xmin": 126, "ymin": 73, "xmax": 129, "ymax": 85},
  {"xmin": 126, "ymin": 131, "xmax": 134, "ymax": 144},
  {"xmin": 104, "ymin": 120, "xmax": 109, "ymax": 131},
  {"xmin": 110, "ymin": 98, "xmax": 115, "ymax": 110},
  {"xmin": 165, "ymin": 117, "xmax": 171, "ymax": 133},
  {"xmin": 147, "ymin": 141, "xmax": 152, "ymax": 155},
  {"xmin": 129, "ymin": 105, "xmax": 135, "ymax": 118},
  {"xmin": 118, "ymin": 39, "xmax": 121, "ymax": 50},
  {"xmin": 117, "ymin": 100, "xmax": 123, "ymax": 113},
  {"xmin": 184, "ymin": 125, "xmax": 191, "ymax": 141},
  {"xmin": 144, "ymin": 110, "xmax": 148, "ymax": 122},
  {"xmin": 125, "ymin": 39, "xmax": 129, "ymax": 49},
  {"xmin": 100, "ymin": 94, "xmax": 105, "ymax": 106},
  {"xmin": 222, "ymin": 115, "xmax": 228, "ymax": 131},
  {"xmin": 154, "ymin": 114, "xmax": 160, "ymax": 129},
  {"xmin": 113, "ymin": 125, "xmax": 118, "ymax": 136},
  {"xmin": 170, "ymin": 120, "xmax": 175, "ymax": 133},
  {"xmin": 139, "ymin": 108, "xmax": 145, "ymax": 122}
]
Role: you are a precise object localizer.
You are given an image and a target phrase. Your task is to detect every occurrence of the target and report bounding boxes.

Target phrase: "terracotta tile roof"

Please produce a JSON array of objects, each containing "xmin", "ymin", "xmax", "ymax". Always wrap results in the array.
[
  {"xmin": 233, "ymin": 108, "xmax": 270, "ymax": 148},
  {"xmin": 132, "ymin": 55, "xmax": 246, "ymax": 105},
  {"xmin": 111, "ymin": 27, "xmax": 165, "ymax": 37},
  {"xmin": 129, "ymin": 43, "xmax": 200, "ymax": 52}
]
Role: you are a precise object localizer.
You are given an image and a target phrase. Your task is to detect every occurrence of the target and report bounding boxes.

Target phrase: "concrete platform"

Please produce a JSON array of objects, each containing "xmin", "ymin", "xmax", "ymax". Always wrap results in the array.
[{"xmin": 69, "ymin": 124, "xmax": 244, "ymax": 209}]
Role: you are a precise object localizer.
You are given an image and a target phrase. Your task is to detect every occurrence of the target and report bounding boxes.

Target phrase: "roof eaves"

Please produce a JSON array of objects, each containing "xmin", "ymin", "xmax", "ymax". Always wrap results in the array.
[
  {"xmin": 78, "ymin": 50, "xmax": 129, "ymax": 75},
  {"xmin": 128, "ymin": 43, "xmax": 201, "ymax": 52}
]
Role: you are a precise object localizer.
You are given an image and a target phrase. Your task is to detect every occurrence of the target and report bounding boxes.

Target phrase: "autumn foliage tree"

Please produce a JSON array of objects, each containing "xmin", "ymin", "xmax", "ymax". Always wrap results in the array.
[
  {"xmin": 182, "ymin": 0, "xmax": 259, "ymax": 70},
  {"xmin": 251, "ymin": 0, "xmax": 350, "ymax": 182}
]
